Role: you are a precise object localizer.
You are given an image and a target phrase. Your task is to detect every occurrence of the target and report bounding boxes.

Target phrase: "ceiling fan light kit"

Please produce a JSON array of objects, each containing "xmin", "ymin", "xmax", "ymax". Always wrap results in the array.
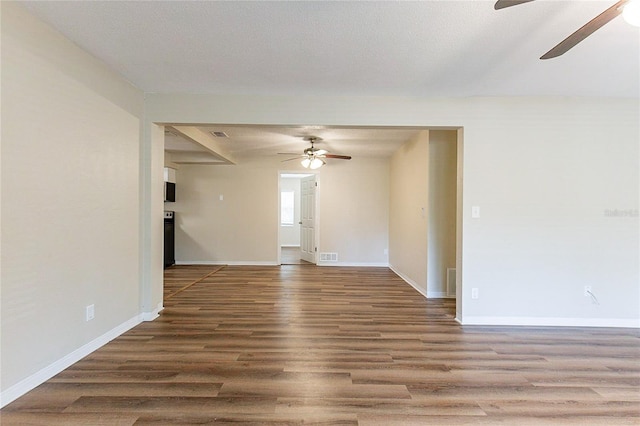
[
  {"xmin": 307, "ymin": 157, "xmax": 325, "ymax": 170},
  {"xmin": 623, "ymin": 0, "xmax": 640, "ymax": 26},
  {"xmin": 495, "ymin": 0, "xmax": 639, "ymax": 59},
  {"xmin": 279, "ymin": 136, "xmax": 351, "ymax": 170}
]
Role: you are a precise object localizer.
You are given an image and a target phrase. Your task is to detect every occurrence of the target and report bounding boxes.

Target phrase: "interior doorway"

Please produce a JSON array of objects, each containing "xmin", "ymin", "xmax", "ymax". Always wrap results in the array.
[
  {"xmin": 281, "ymin": 247, "xmax": 311, "ymax": 265},
  {"xmin": 279, "ymin": 172, "xmax": 316, "ymax": 265}
]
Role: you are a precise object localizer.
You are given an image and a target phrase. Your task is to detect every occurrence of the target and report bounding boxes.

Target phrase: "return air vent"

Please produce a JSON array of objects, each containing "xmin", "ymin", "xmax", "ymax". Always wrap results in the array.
[
  {"xmin": 210, "ymin": 131, "xmax": 229, "ymax": 138},
  {"xmin": 319, "ymin": 253, "xmax": 338, "ymax": 262},
  {"xmin": 446, "ymin": 268, "xmax": 457, "ymax": 297}
]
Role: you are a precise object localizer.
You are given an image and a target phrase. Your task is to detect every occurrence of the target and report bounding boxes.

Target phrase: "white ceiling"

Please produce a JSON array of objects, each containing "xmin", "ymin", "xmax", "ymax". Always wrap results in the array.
[
  {"xmin": 21, "ymin": 0, "xmax": 640, "ymax": 162},
  {"xmin": 165, "ymin": 125, "xmax": 423, "ymax": 164}
]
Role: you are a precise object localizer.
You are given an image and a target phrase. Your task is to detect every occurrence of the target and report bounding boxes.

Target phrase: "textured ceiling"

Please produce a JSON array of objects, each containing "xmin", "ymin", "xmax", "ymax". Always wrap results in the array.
[
  {"xmin": 22, "ymin": 0, "xmax": 640, "ymax": 98},
  {"xmin": 20, "ymin": 1, "xmax": 640, "ymax": 162}
]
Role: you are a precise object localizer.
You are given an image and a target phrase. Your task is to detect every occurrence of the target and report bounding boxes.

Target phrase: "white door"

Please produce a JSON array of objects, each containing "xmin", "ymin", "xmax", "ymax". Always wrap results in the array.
[{"xmin": 300, "ymin": 175, "xmax": 317, "ymax": 263}]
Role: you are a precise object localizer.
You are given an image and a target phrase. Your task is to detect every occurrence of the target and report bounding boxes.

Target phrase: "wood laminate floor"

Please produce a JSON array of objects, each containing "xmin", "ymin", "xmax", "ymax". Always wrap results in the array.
[
  {"xmin": 281, "ymin": 247, "xmax": 312, "ymax": 265},
  {"xmin": 1, "ymin": 265, "xmax": 639, "ymax": 425}
]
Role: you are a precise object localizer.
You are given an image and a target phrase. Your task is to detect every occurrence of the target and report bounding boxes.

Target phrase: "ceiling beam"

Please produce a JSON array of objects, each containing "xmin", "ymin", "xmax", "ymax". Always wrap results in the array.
[{"xmin": 169, "ymin": 125, "xmax": 236, "ymax": 165}]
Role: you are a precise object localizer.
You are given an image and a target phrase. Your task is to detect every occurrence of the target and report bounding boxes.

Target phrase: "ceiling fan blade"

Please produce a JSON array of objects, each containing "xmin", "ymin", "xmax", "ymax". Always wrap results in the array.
[
  {"xmin": 281, "ymin": 157, "xmax": 302, "ymax": 162},
  {"xmin": 494, "ymin": 0, "xmax": 535, "ymax": 10},
  {"xmin": 315, "ymin": 149, "xmax": 328, "ymax": 156},
  {"xmin": 324, "ymin": 154, "xmax": 352, "ymax": 160},
  {"xmin": 540, "ymin": 0, "xmax": 626, "ymax": 59},
  {"xmin": 277, "ymin": 152, "xmax": 300, "ymax": 155}
]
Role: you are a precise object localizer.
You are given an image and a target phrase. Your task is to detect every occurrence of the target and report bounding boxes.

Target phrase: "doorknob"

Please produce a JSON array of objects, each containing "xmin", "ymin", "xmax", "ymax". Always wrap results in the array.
[{"xmin": 299, "ymin": 221, "xmax": 303, "ymax": 225}]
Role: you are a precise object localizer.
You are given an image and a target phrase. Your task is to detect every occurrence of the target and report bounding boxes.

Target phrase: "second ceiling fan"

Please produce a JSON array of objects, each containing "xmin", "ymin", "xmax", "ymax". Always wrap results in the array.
[
  {"xmin": 279, "ymin": 136, "xmax": 351, "ymax": 170},
  {"xmin": 495, "ymin": 0, "xmax": 640, "ymax": 59}
]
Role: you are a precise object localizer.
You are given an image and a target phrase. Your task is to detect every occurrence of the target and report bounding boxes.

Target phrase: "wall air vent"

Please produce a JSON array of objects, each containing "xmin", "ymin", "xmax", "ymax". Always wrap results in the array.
[
  {"xmin": 210, "ymin": 131, "xmax": 229, "ymax": 138},
  {"xmin": 320, "ymin": 253, "xmax": 338, "ymax": 262},
  {"xmin": 446, "ymin": 268, "xmax": 457, "ymax": 297}
]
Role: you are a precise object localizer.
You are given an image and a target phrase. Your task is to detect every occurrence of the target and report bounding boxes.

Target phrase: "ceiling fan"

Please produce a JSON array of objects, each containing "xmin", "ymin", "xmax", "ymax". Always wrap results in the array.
[
  {"xmin": 279, "ymin": 136, "xmax": 352, "ymax": 170},
  {"xmin": 495, "ymin": 0, "xmax": 640, "ymax": 59}
]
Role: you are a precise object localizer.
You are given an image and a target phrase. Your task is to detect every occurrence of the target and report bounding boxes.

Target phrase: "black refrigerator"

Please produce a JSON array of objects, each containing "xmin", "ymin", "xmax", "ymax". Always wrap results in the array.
[{"xmin": 164, "ymin": 211, "xmax": 175, "ymax": 268}]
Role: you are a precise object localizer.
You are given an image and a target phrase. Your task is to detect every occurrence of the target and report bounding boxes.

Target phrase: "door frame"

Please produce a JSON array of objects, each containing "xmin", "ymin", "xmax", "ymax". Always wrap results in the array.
[{"xmin": 277, "ymin": 171, "xmax": 319, "ymax": 265}]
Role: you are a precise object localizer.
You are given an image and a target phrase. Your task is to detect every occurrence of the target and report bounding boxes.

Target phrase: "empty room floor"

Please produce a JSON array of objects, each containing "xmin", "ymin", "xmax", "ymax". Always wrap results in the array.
[
  {"xmin": 1, "ymin": 265, "xmax": 639, "ymax": 425},
  {"xmin": 281, "ymin": 246, "xmax": 312, "ymax": 265}
]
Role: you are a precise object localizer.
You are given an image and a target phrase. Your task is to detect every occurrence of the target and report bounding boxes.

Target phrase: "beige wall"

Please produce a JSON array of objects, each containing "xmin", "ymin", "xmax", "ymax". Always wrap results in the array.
[
  {"xmin": 147, "ymin": 94, "xmax": 639, "ymax": 327},
  {"xmin": 173, "ymin": 156, "xmax": 389, "ymax": 266},
  {"xmin": 389, "ymin": 131, "xmax": 429, "ymax": 294},
  {"xmin": 427, "ymin": 130, "xmax": 457, "ymax": 297},
  {"xmin": 318, "ymin": 157, "xmax": 389, "ymax": 265},
  {"xmin": 1, "ymin": 2, "xmax": 144, "ymax": 401},
  {"xmin": 174, "ymin": 159, "xmax": 279, "ymax": 264}
]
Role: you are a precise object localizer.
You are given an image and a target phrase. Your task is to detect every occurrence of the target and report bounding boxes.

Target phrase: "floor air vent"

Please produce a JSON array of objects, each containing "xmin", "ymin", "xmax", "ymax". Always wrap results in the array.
[{"xmin": 320, "ymin": 253, "xmax": 338, "ymax": 262}]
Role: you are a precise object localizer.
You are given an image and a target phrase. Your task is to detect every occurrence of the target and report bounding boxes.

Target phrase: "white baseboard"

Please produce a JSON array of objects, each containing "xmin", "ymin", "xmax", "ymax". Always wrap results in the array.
[
  {"xmin": 0, "ymin": 314, "xmax": 142, "ymax": 408},
  {"xmin": 317, "ymin": 262, "xmax": 389, "ymax": 267},
  {"xmin": 280, "ymin": 245, "xmax": 301, "ymax": 248},
  {"xmin": 141, "ymin": 302, "xmax": 164, "ymax": 322},
  {"xmin": 175, "ymin": 260, "xmax": 279, "ymax": 266},
  {"xmin": 389, "ymin": 264, "xmax": 427, "ymax": 298},
  {"xmin": 462, "ymin": 316, "xmax": 640, "ymax": 328},
  {"xmin": 177, "ymin": 261, "xmax": 388, "ymax": 267},
  {"xmin": 389, "ymin": 266, "xmax": 455, "ymax": 300},
  {"xmin": 426, "ymin": 291, "xmax": 451, "ymax": 299}
]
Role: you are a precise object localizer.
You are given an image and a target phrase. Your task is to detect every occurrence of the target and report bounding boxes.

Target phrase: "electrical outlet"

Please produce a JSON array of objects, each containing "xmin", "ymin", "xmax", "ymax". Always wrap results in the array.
[
  {"xmin": 472, "ymin": 206, "xmax": 480, "ymax": 218},
  {"xmin": 584, "ymin": 286, "xmax": 592, "ymax": 297},
  {"xmin": 471, "ymin": 288, "xmax": 479, "ymax": 299},
  {"xmin": 86, "ymin": 304, "xmax": 95, "ymax": 321}
]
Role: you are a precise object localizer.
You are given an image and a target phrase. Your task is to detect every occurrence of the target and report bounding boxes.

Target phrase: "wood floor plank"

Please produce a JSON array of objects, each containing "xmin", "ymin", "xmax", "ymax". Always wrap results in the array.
[
  {"xmin": 1, "ymin": 265, "xmax": 638, "ymax": 425},
  {"xmin": 358, "ymin": 414, "xmax": 640, "ymax": 425},
  {"xmin": 0, "ymin": 412, "xmax": 138, "ymax": 425}
]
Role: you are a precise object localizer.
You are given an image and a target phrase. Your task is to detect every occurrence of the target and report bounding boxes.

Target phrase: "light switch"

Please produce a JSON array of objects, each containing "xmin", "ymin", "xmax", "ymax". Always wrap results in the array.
[
  {"xmin": 219, "ymin": 195, "xmax": 224, "ymax": 201},
  {"xmin": 471, "ymin": 288, "xmax": 479, "ymax": 299},
  {"xmin": 472, "ymin": 206, "xmax": 480, "ymax": 218}
]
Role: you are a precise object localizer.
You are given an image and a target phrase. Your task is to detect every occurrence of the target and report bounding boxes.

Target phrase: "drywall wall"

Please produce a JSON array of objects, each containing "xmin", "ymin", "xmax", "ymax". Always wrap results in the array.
[
  {"xmin": 427, "ymin": 130, "xmax": 457, "ymax": 297},
  {"xmin": 143, "ymin": 122, "xmax": 166, "ymax": 318},
  {"xmin": 173, "ymin": 159, "xmax": 279, "ymax": 264},
  {"xmin": 317, "ymin": 157, "xmax": 389, "ymax": 266},
  {"xmin": 172, "ymin": 156, "xmax": 389, "ymax": 266},
  {"xmin": 279, "ymin": 177, "xmax": 301, "ymax": 247},
  {"xmin": 1, "ymin": 2, "xmax": 144, "ymax": 403},
  {"xmin": 146, "ymin": 94, "xmax": 639, "ymax": 327},
  {"xmin": 389, "ymin": 131, "xmax": 429, "ymax": 294}
]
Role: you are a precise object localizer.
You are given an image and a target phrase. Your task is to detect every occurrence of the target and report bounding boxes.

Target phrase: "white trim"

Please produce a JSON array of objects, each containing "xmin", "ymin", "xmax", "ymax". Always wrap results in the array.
[
  {"xmin": 317, "ymin": 262, "xmax": 389, "ymax": 267},
  {"xmin": 141, "ymin": 302, "xmax": 164, "ymax": 322},
  {"xmin": 178, "ymin": 260, "xmax": 388, "ymax": 267},
  {"xmin": 462, "ymin": 316, "xmax": 640, "ymax": 328},
  {"xmin": 0, "ymin": 314, "xmax": 142, "ymax": 408},
  {"xmin": 175, "ymin": 260, "xmax": 279, "ymax": 266},
  {"xmin": 280, "ymin": 245, "xmax": 301, "ymax": 248},
  {"xmin": 389, "ymin": 264, "xmax": 427, "ymax": 298},
  {"xmin": 426, "ymin": 291, "xmax": 451, "ymax": 299}
]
